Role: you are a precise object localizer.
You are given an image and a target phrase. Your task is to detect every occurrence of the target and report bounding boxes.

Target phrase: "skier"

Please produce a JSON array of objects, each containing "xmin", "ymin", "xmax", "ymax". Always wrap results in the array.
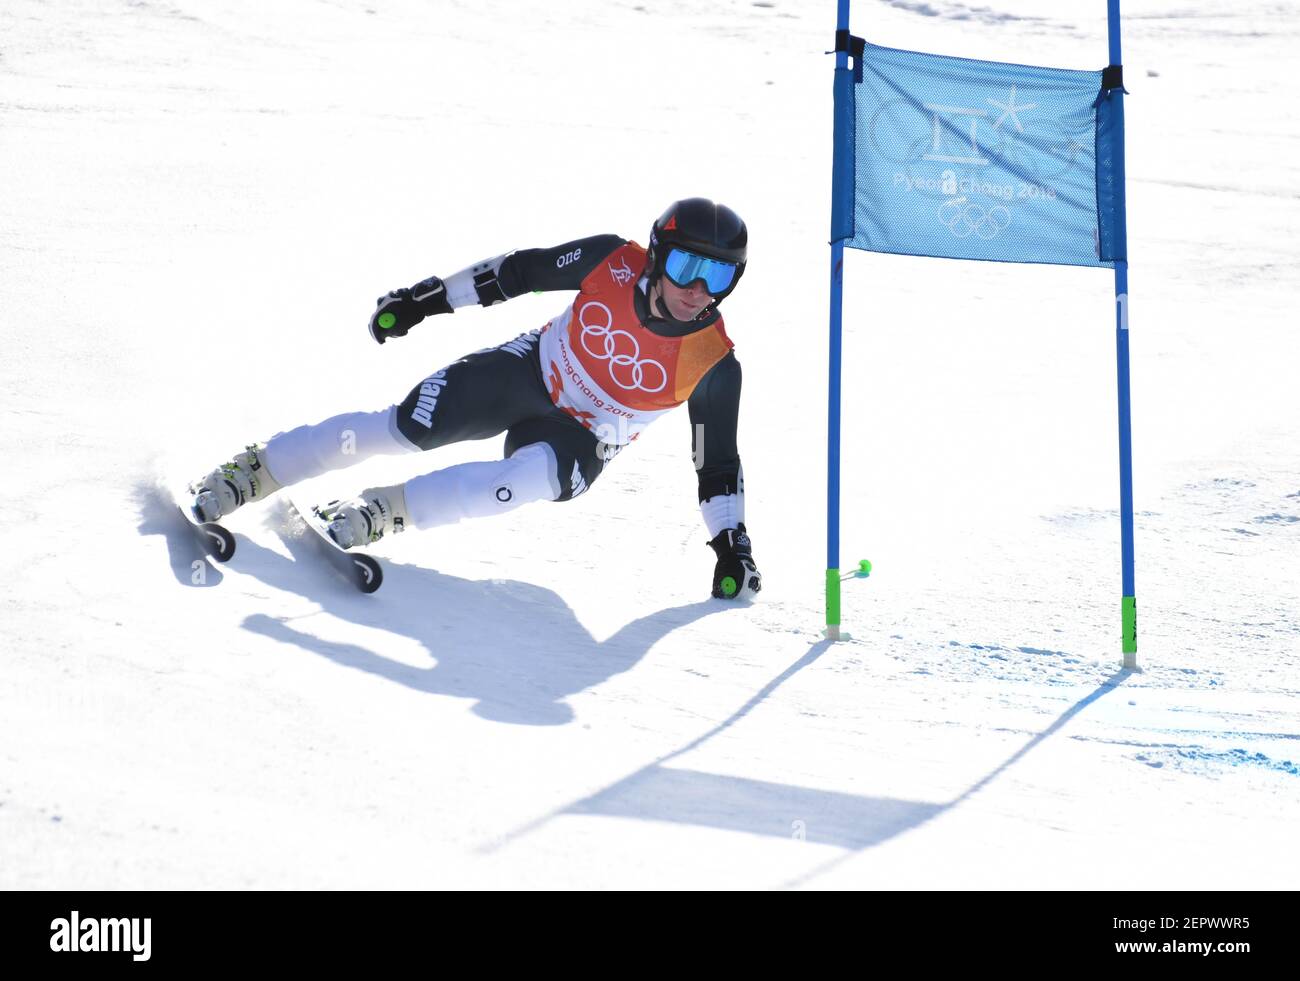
[{"xmin": 190, "ymin": 197, "xmax": 761, "ymax": 599}]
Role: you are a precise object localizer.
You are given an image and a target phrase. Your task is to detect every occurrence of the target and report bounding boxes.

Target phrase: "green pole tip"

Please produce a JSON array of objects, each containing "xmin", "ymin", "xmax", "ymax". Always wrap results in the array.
[
  {"xmin": 378, "ymin": 312, "xmax": 397, "ymax": 330},
  {"xmin": 858, "ymin": 559, "xmax": 872, "ymax": 576},
  {"xmin": 1122, "ymin": 595, "xmax": 1138, "ymax": 657},
  {"xmin": 825, "ymin": 568, "xmax": 841, "ymax": 625},
  {"xmin": 720, "ymin": 575, "xmax": 738, "ymax": 597}
]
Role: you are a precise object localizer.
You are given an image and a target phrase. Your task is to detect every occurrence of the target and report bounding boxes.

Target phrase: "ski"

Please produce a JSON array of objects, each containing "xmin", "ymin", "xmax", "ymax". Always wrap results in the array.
[
  {"xmin": 174, "ymin": 485, "xmax": 236, "ymax": 562},
  {"xmin": 287, "ymin": 498, "xmax": 384, "ymax": 594}
]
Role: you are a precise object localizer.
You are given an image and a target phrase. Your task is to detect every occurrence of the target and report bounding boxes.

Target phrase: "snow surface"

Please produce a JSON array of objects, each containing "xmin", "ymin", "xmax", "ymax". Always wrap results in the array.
[{"xmin": 2, "ymin": 0, "xmax": 1297, "ymax": 889}]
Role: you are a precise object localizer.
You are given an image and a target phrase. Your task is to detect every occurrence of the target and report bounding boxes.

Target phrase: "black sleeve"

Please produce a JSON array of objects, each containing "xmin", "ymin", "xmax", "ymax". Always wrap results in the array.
[
  {"xmin": 688, "ymin": 351, "xmax": 742, "ymax": 502},
  {"xmin": 497, "ymin": 234, "xmax": 628, "ymax": 297}
]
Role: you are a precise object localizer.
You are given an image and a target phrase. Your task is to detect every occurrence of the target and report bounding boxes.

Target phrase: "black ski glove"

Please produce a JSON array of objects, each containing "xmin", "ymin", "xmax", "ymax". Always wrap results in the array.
[
  {"xmin": 369, "ymin": 275, "xmax": 454, "ymax": 344},
  {"xmin": 707, "ymin": 523, "xmax": 761, "ymax": 599}
]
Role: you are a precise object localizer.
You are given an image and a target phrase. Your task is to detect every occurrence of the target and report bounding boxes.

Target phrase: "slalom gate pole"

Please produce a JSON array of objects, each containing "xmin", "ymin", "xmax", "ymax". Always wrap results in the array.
[{"xmin": 1107, "ymin": 0, "xmax": 1138, "ymax": 667}]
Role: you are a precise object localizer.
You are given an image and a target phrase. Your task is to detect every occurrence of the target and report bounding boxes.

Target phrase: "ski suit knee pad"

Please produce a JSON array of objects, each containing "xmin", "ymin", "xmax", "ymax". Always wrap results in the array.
[
  {"xmin": 263, "ymin": 408, "xmax": 418, "ymax": 486},
  {"xmin": 403, "ymin": 443, "xmax": 561, "ymax": 530}
]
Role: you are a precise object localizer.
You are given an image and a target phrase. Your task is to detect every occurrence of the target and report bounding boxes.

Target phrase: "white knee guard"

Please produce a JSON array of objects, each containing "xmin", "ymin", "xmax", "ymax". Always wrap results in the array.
[
  {"xmin": 263, "ymin": 408, "xmax": 418, "ymax": 486},
  {"xmin": 403, "ymin": 443, "xmax": 561, "ymax": 530}
]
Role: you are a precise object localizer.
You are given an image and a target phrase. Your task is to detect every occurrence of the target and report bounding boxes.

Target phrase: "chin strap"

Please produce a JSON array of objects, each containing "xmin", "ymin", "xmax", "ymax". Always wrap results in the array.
[
  {"xmin": 648, "ymin": 277, "xmax": 716, "ymax": 323},
  {"xmin": 653, "ymin": 289, "xmax": 672, "ymax": 320}
]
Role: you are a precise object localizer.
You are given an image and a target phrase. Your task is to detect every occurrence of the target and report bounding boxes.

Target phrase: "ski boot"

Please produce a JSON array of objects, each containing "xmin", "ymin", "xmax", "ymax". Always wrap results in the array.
[
  {"xmin": 317, "ymin": 485, "xmax": 411, "ymax": 550},
  {"xmin": 191, "ymin": 444, "xmax": 282, "ymax": 522}
]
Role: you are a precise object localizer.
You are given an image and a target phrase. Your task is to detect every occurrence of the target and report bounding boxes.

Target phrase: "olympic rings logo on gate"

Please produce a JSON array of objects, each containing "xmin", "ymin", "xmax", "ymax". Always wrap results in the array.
[
  {"xmin": 937, "ymin": 197, "xmax": 1012, "ymax": 240},
  {"xmin": 577, "ymin": 301, "xmax": 668, "ymax": 393}
]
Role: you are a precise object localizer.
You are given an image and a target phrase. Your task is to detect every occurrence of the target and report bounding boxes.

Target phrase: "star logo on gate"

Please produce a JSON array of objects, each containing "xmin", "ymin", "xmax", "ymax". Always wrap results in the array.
[{"xmin": 986, "ymin": 85, "xmax": 1036, "ymax": 132}]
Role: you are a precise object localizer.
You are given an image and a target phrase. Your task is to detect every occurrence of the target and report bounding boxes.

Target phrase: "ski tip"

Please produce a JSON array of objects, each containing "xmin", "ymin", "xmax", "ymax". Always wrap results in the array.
[
  {"xmin": 286, "ymin": 495, "xmax": 385, "ymax": 594},
  {"xmin": 202, "ymin": 523, "xmax": 236, "ymax": 563},
  {"xmin": 352, "ymin": 554, "xmax": 383, "ymax": 593}
]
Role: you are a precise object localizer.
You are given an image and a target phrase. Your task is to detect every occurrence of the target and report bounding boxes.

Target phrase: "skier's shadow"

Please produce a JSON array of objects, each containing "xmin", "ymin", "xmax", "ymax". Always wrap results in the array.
[
  {"xmin": 137, "ymin": 482, "xmax": 227, "ymax": 587},
  {"xmin": 229, "ymin": 507, "xmax": 729, "ymax": 726}
]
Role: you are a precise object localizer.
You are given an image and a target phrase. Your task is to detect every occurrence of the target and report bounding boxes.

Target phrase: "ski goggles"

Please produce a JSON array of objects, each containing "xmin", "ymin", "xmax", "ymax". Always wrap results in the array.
[{"xmin": 663, "ymin": 247, "xmax": 740, "ymax": 296}]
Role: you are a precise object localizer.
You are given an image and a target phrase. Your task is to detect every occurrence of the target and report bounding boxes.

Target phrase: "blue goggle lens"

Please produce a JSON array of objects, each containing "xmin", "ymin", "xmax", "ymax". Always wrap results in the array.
[{"xmin": 663, "ymin": 248, "xmax": 738, "ymax": 295}]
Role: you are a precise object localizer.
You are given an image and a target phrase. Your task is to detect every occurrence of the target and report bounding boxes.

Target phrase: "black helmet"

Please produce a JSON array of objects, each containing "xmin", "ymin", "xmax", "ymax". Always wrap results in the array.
[{"xmin": 647, "ymin": 197, "xmax": 748, "ymax": 305}]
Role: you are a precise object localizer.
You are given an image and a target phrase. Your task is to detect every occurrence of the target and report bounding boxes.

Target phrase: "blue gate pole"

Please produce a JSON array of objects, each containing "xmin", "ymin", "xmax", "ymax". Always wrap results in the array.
[
  {"xmin": 826, "ymin": 0, "xmax": 853, "ymax": 640},
  {"xmin": 1108, "ymin": 0, "xmax": 1138, "ymax": 667}
]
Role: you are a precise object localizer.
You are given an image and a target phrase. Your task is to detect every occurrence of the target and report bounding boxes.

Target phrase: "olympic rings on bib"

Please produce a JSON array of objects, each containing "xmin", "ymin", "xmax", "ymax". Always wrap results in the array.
[{"xmin": 577, "ymin": 301, "xmax": 668, "ymax": 394}]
